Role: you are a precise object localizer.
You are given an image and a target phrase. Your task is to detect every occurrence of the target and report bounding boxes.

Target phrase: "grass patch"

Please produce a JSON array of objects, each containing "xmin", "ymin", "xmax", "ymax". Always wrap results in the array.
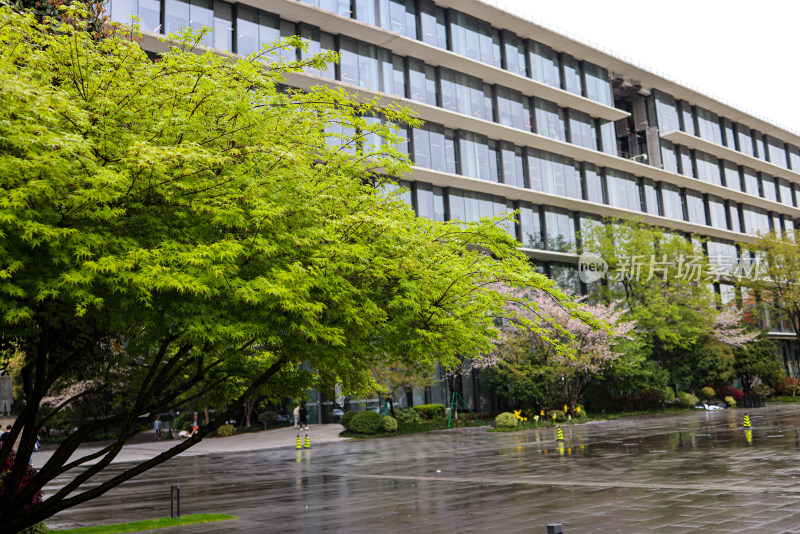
[
  {"xmin": 52, "ymin": 513, "xmax": 236, "ymax": 533},
  {"xmin": 341, "ymin": 418, "xmax": 486, "ymax": 439},
  {"xmin": 767, "ymin": 396, "xmax": 800, "ymax": 403}
]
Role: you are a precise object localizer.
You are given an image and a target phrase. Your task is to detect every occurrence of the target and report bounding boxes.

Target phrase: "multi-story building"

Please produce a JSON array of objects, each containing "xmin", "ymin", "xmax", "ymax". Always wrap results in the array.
[{"xmin": 109, "ymin": 0, "xmax": 800, "ymax": 415}]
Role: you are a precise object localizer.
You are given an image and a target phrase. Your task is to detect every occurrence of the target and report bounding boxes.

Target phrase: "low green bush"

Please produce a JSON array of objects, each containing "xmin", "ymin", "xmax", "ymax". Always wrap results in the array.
[
  {"xmin": 348, "ymin": 411, "xmax": 384, "ymax": 434},
  {"xmin": 699, "ymin": 386, "xmax": 716, "ymax": 401},
  {"xmin": 394, "ymin": 408, "xmax": 422, "ymax": 424},
  {"xmin": 677, "ymin": 391, "xmax": 699, "ymax": 407},
  {"xmin": 339, "ymin": 410, "xmax": 356, "ymax": 430},
  {"xmin": 753, "ymin": 383, "xmax": 774, "ymax": 397},
  {"xmin": 495, "ymin": 412, "xmax": 518, "ymax": 429},
  {"xmin": 216, "ymin": 424, "xmax": 235, "ymax": 438},
  {"xmin": 258, "ymin": 410, "xmax": 277, "ymax": 424},
  {"xmin": 382, "ymin": 415, "xmax": 398, "ymax": 432},
  {"xmin": 547, "ymin": 409, "xmax": 566, "ymax": 422},
  {"xmin": 724, "ymin": 395, "xmax": 736, "ymax": 407},
  {"xmin": 411, "ymin": 404, "xmax": 446, "ymax": 420}
]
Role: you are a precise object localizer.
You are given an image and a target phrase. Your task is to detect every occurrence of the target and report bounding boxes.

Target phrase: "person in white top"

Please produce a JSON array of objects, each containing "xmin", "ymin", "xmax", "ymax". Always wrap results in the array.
[{"xmin": 293, "ymin": 405, "xmax": 300, "ymax": 430}]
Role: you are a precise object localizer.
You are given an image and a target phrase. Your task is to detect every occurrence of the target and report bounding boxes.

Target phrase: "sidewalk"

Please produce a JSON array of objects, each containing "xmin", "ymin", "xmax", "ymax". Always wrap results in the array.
[{"xmin": 35, "ymin": 424, "xmax": 347, "ymax": 467}]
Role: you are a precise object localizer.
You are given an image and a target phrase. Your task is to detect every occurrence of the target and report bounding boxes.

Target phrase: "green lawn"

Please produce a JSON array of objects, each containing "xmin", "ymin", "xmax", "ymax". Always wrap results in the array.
[{"xmin": 52, "ymin": 513, "xmax": 236, "ymax": 533}]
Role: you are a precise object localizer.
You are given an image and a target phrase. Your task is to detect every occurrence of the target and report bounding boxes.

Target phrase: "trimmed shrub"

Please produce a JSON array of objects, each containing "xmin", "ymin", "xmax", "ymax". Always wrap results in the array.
[
  {"xmin": 348, "ymin": 411, "xmax": 384, "ymax": 434},
  {"xmin": 382, "ymin": 415, "xmax": 398, "ymax": 432},
  {"xmin": 411, "ymin": 404, "xmax": 446, "ymax": 420},
  {"xmin": 495, "ymin": 412, "xmax": 518, "ymax": 429},
  {"xmin": 677, "ymin": 391, "xmax": 699, "ymax": 407},
  {"xmin": 547, "ymin": 409, "xmax": 566, "ymax": 422},
  {"xmin": 216, "ymin": 424, "xmax": 235, "ymax": 437},
  {"xmin": 339, "ymin": 410, "xmax": 356, "ymax": 430},
  {"xmin": 394, "ymin": 408, "xmax": 422, "ymax": 424},
  {"xmin": 753, "ymin": 383, "xmax": 774, "ymax": 397},
  {"xmin": 699, "ymin": 386, "xmax": 716, "ymax": 401},
  {"xmin": 724, "ymin": 395, "xmax": 736, "ymax": 407}
]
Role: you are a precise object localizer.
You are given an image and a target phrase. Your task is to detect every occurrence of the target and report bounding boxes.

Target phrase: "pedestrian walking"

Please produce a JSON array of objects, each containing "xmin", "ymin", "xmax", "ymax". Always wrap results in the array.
[
  {"xmin": 154, "ymin": 416, "xmax": 162, "ymax": 440},
  {"xmin": 293, "ymin": 404, "xmax": 300, "ymax": 430},
  {"xmin": 0, "ymin": 424, "xmax": 10, "ymax": 446},
  {"xmin": 30, "ymin": 433, "xmax": 40, "ymax": 464},
  {"xmin": 299, "ymin": 403, "xmax": 308, "ymax": 430}
]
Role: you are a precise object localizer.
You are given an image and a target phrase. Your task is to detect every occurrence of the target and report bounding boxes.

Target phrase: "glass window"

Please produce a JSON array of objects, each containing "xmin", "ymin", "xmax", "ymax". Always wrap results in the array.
[
  {"xmin": 527, "ymin": 149, "xmax": 581, "ymax": 199},
  {"xmin": 518, "ymin": 202, "xmax": 543, "ymax": 249},
  {"xmin": 605, "ymin": 170, "xmax": 642, "ymax": 212},
  {"xmin": 310, "ymin": 0, "xmax": 351, "ymax": 17},
  {"xmin": 660, "ymin": 183, "xmax": 683, "ymax": 220},
  {"xmin": 415, "ymin": 183, "xmax": 445, "ymax": 222},
  {"xmin": 582, "ymin": 62, "xmax": 612, "ymax": 107},
  {"xmin": 258, "ymin": 11, "xmax": 280, "ymax": 50},
  {"xmin": 165, "ymin": 0, "xmax": 190, "ymax": 37},
  {"xmin": 496, "ymin": 87, "xmax": 531, "ymax": 132},
  {"xmin": 500, "ymin": 143, "xmax": 525, "ymax": 188},
  {"xmin": 212, "ymin": 1, "xmax": 233, "ymax": 52},
  {"xmin": 707, "ymin": 195, "xmax": 727, "ymax": 230},
  {"xmin": 678, "ymin": 101, "xmax": 695, "ymax": 136},
  {"xmin": 766, "ymin": 136, "xmax": 788, "ymax": 168},
  {"xmin": 109, "ymin": 0, "xmax": 160, "ymax": 33},
  {"xmin": 736, "ymin": 124, "xmax": 755, "ymax": 157},
  {"xmin": 760, "ymin": 173, "xmax": 777, "ymax": 202},
  {"xmin": 529, "ymin": 41, "xmax": 561, "ymax": 88},
  {"xmin": 772, "ymin": 214, "xmax": 783, "ymax": 235},
  {"xmin": 720, "ymin": 118, "xmax": 735, "ymax": 149},
  {"xmin": 654, "ymin": 90, "xmax": 679, "ymax": 133},
  {"xmin": 381, "ymin": 179, "xmax": 412, "ymax": 206},
  {"xmin": 544, "ymin": 208, "xmax": 576, "ymax": 252},
  {"xmin": 449, "ymin": 11, "xmax": 500, "ymax": 67},
  {"xmin": 754, "ymin": 132, "xmax": 767, "ymax": 161},
  {"xmin": 534, "ymin": 98, "xmax": 566, "ymax": 142},
  {"xmin": 406, "ymin": 59, "xmax": 430, "ymax": 103},
  {"xmin": 722, "ymin": 160, "xmax": 741, "ymax": 192},
  {"xmin": 568, "ymin": 109, "xmax": 597, "ymax": 150},
  {"xmin": 188, "ymin": 0, "xmax": 214, "ymax": 47},
  {"xmin": 788, "ymin": 145, "xmax": 800, "ymax": 171},
  {"xmin": 458, "ymin": 131, "xmax": 495, "ymax": 181},
  {"xmin": 695, "ymin": 106, "xmax": 722, "ymax": 145},
  {"xmin": 583, "ymin": 163, "xmax": 604, "ymax": 204},
  {"xmin": 778, "ymin": 178, "xmax": 795, "ymax": 207},
  {"xmin": 300, "ymin": 25, "xmax": 335, "ymax": 78},
  {"xmin": 719, "ymin": 283, "xmax": 737, "ymax": 306},
  {"xmin": 339, "ymin": 37, "xmax": 379, "ymax": 91},
  {"xmin": 728, "ymin": 203, "xmax": 741, "ymax": 233},
  {"xmin": 560, "ymin": 54, "xmax": 582, "ymax": 96},
  {"xmin": 440, "ymin": 69, "xmax": 492, "ymax": 121},
  {"xmin": 677, "ymin": 145, "xmax": 693, "ymax": 177},
  {"xmin": 694, "ymin": 151, "xmax": 722, "ymax": 185},
  {"xmin": 685, "ymin": 190, "xmax": 706, "ymax": 226},
  {"xmin": 742, "ymin": 205, "xmax": 770, "ymax": 236},
  {"xmin": 742, "ymin": 167, "xmax": 759, "ymax": 197},
  {"xmin": 236, "ymin": 5, "xmax": 259, "ymax": 56},
  {"xmin": 599, "ymin": 121, "xmax": 618, "ymax": 156},
  {"xmin": 355, "ymin": 0, "xmax": 376, "ymax": 24},
  {"xmin": 412, "ymin": 123, "xmax": 448, "ymax": 172},
  {"xmin": 550, "ymin": 263, "xmax": 582, "ymax": 294},
  {"xmin": 502, "ymin": 31, "xmax": 527, "ymax": 77},
  {"xmin": 379, "ymin": 0, "xmax": 417, "ymax": 39},
  {"xmin": 447, "ymin": 188, "xmax": 514, "ymax": 237},
  {"xmin": 643, "ymin": 178, "xmax": 659, "ymax": 216},
  {"xmin": 419, "ymin": 0, "xmax": 447, "ymax": 49},
  {"xmin": 381, "ymin": 50, "xmax": 406, "ymax": 97},
  {"xmin": 660, "ymin": 139, "xmax": 679, "ymax": 174}
]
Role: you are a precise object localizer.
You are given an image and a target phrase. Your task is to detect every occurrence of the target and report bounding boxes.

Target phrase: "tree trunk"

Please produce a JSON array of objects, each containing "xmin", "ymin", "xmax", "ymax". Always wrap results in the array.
[{"xmin": 243, "ymin": 395, "xmax": 256, "ymax": 428}]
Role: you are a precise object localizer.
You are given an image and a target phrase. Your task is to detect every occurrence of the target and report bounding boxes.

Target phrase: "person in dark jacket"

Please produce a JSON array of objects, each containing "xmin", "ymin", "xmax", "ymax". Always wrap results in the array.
[{"xmin": 299, "ymin": 403, "xmax": 309, "ymax": 430}]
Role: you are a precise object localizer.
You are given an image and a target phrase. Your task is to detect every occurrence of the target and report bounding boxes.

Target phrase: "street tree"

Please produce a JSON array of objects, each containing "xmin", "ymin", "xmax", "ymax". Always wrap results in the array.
[{"xmin": 0, "ymin": 9, "xmax": 592, "ymax": 531}]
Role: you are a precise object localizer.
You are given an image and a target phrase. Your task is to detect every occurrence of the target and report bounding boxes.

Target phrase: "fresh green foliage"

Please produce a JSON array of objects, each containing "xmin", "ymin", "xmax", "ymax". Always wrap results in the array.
[
  {"xmin": 699, "ymin": 387, "xmax": 716, "ymax": 401},
  {"xmin": 411, "ymin": 404, "xmax": 446, "ymax": 420},
  {"xmin": 348, "ymin": 411, "xmax": 384, "ymax": 434},
  {"xmin": 393, "ymin": 408, "xmax": 422, "ymax": 424},
  {"xmin": 733, "ymin": 336, "xmax": 783, "ymax": 392},
  {"xmin": 494, "ymin": 412, "xmax": 518, "ymax": 429},
  {"xmin": 382, "ymin": 415, "xmax": 398, "ymax": 432},
  {"xmin": 52, "ymin": 514, "xmax": 236, "ymax": 533},
  {"xmin": 547, "ymin": 410, "xmax": 566, "ymax": 422},
  {"xmin": 724, "ymin": 395, "xmax": 736, "ymax": 407},
  {"xmin": 753, "ymin": 383, "xmax": 774, "ymax": 397},
  {"xmin": 215, "ymin": 425, "xmax": 235, "ymax": 438},
  {"xmin": 0, "ymin": 7, "xmax": 587, "ymax": 530},
  {"xmin": 339, "ymin": 411, "xmax": 356, "ymax": 430},
  {"xmin": 677, "ymin": 391, "xmax": 699, "ymax": 407}
]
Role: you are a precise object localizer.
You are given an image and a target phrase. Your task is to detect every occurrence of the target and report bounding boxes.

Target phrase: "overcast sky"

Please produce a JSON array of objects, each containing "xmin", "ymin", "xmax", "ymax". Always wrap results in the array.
[{"xmin": 498, "ymin": 0, "xmax": 800, "ymax": 134}]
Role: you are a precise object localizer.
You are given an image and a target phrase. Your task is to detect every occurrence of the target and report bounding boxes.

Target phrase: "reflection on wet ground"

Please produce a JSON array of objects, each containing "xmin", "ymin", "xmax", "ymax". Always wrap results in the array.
[{"xmin": 46, "ymin": 405, "xmax": 800, "ymax": 533}]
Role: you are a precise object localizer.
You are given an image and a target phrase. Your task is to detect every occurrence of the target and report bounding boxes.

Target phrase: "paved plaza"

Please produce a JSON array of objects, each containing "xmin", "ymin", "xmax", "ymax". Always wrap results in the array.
[{"xmin": 44, "ymin": 404, "xmax": 800, "ymax": 533}]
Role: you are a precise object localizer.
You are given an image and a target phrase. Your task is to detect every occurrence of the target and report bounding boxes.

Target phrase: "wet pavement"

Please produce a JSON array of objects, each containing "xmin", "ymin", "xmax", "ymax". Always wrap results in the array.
[{"xmin": 45, "ymin": 404, "xmax": 800, "ymax": 533}]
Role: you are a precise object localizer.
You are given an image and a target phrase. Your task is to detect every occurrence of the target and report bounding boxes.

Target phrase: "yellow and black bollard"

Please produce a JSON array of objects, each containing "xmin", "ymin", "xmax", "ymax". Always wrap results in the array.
[
  {"xmin": 304, "ymin": 433, "xmax": 311, "ymax": 449},
  {"xmin": 296, "ymin": 434, "xmax": 302, "ymax": 449},
  {"xmin": 556, "ymin": 426, "xmax": 565, "ymax": 441},
  {"xmin": 743, "ymin": 414, "xmax": 751, "ymax": 428}
]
